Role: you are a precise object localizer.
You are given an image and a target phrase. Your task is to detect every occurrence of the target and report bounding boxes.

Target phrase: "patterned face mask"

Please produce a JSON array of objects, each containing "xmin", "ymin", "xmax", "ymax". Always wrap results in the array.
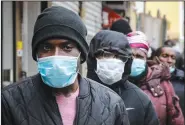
[{"xmin": 96, "ymin": 58, "xmax": 125, "ymax": 85}]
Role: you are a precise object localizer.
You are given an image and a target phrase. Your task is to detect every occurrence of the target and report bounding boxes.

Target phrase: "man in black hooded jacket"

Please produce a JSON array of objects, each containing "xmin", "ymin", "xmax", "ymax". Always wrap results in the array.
[
  {"xmin": 87, "ymin": 30, "xmax": 159, "ymax": 125},
  {"xmin": 2, "ymin": 6, "xmax": 130, "ymax": 125}
]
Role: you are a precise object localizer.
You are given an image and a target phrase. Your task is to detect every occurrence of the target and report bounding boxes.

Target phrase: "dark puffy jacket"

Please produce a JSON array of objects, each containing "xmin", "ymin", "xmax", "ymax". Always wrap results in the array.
[
  {"xmin": 171, "ymin": 69, "xmax": 185, "ymax": 117},
  {"xmin": 135, "ymin": 62, "xmax": 184, "ymax": 125},
  {"xmin": 87, "ymin": 30, "xmax": 159, "ymax": 125},
  {"xmin": 114, "ymin": 82, "xmax": 159, "ymax": 125},
  {"xmin": 2, "ymin": 74, "xmax": 130, "ymax": 125},
  {"xmin": 87, "ymin": 71, "xmax": 159, "ymax": 125}
]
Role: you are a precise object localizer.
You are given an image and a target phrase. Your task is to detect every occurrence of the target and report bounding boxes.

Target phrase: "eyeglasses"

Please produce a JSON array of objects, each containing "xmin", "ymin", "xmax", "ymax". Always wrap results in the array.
[{"xmin": 95, "ymin": 50, "xmax": 130, "ymax": 62}]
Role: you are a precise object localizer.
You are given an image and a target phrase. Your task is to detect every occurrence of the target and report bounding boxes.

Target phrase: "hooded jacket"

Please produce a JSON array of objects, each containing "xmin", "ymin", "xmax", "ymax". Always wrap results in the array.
[
  {"xmin": 2, "ymin": 74, "xmax": 130, "ymax": 125},
  {"xmin": 132, "ymin": 61, "xmax": 184, "ymax": 125},
  {"xmin": 87, "ymin": 30, "xmax": 159, "ymax": 125},
  {"xmin": 171, "ymin": 69, "xmax": 185, "ymax": 117}
]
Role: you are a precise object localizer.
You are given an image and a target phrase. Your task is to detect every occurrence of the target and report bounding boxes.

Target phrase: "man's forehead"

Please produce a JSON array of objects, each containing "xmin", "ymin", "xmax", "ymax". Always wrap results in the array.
[
  {"xmin": 46, "ymin": 39, "xmax": 75, "ymax": 45},
  {"xmin": 161, "ymin": 47, "xmax": 175, "ymax": 55}
]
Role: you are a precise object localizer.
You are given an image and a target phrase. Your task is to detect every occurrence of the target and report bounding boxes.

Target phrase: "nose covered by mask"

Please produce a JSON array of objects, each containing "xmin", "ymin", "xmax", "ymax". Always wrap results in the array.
[
  {"xmin": 96, "ymin": 58, "xmax": 125, "ymax": 85},
  {"xmin": 130, "ymin": 58, "xmax": 146, "ymax": 77},
  {"xmin": 37, "ymin": 55, "xmax": 79, "ymax": 88}
]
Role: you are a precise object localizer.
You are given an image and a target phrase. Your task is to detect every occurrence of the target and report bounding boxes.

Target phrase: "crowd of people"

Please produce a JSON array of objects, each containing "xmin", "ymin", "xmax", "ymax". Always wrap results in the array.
[{"xmin": 2, "ymin": 6, "xmax": 184, "ymax": 125}]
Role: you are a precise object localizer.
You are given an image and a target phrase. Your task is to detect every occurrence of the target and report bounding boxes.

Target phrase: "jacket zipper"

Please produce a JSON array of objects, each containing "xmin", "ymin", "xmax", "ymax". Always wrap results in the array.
[{"xmin": 74, "ymin": 97, "xmax": 79, "ymax": 125}]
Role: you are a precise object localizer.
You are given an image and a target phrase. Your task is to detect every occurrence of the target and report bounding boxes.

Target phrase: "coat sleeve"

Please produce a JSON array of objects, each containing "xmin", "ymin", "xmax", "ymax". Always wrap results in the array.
[
  {"xmin": 114, "ymin": 100, "xmax": 130, "ymax": 125},
  {"xmin": 144, "ymin": 101, "xmax": 160, "ymax": 125},
  {"xmin": 163, "ymin": 81, "xmax": 184, "ymax": 125},
  {"xmin": 2, "ymin": 93, "xmax": 13, "ymax": 125}
]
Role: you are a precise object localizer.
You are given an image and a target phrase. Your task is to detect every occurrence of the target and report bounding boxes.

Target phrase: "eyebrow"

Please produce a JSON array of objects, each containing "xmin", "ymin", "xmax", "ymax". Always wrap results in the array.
[
  {"xmin": 161, "ymin": 53, "xmax": 176, "ymax": 56},
  {"xmin": 46, "ymin": 40, "xmax": 76, "ymax": 46}
]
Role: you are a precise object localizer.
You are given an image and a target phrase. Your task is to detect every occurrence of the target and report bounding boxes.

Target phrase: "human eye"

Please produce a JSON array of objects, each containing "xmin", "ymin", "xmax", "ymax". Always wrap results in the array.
[
  {"xmin": 62, "ymin": 44, "xmax": 73, "ymax": 52},
  {"xmin": 38, "ymin": 43, "xmax": 53, "ymax": 53}
]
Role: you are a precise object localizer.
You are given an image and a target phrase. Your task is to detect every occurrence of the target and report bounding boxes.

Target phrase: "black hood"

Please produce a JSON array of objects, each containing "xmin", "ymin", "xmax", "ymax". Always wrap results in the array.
[
  {"xmin": 88, "ymin": 30, "xmax": 132, "ymax": 58},
  {"xmin": 87, "ymin": 30, "xmax": 132, "ymax": 86}
]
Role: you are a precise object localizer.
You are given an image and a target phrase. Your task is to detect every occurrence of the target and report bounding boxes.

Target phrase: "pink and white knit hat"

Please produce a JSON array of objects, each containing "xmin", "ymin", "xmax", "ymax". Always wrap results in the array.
[{"xmin": 127, "ymin": 31, "xmax": 149, "ymax": 54}]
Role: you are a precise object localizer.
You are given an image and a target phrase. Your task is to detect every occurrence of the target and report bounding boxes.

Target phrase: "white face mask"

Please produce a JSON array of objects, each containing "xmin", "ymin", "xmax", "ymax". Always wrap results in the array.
[{"xmin": 95, "ymin": 58, "xmax": 125, "ymax": 85}]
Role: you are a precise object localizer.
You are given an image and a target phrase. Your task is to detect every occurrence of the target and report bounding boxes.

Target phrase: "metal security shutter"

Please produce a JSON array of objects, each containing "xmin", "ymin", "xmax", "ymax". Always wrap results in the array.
[
  {"xmin": 82, "ymin": 2, "xmax": 102, "ymax": 44},
  {"xmin": 138, "ymin": 14, "xmax": 163, "ymax": 49},
  {"xmin": 144, "ymin": 16, "xmax": 163, "ymax": 49},
  {"xmin": 51, "ymin": 2, "xmax": 79, "ymax": 14}
]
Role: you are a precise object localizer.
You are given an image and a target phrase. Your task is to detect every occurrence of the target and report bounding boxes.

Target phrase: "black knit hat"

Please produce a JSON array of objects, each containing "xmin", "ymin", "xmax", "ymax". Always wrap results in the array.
[
  {"xmin": 110, "ymin": 19, "xmax": 132, "ymax": 35},
  {"xmin": 32, "ymin": 6, "xmax": 88, "ymax": 63}
]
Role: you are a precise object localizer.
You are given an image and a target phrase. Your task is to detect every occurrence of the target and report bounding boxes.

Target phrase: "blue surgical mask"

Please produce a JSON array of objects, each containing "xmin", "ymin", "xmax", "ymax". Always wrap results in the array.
[
  {"xmin": 130, "ymin": 58, "xmax": 146, "ymax": 77},
  {"xmin": 37, "ymin": 55, "xmax": 79, "ymax": 88},
  {"xmin": 169, "ymin": 66, "xmax": 175, "ymax": 73}
]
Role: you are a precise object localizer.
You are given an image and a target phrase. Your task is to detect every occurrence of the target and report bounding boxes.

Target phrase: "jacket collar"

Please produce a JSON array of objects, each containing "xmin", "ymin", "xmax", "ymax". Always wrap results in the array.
[
  {"xmin": 171, "ymin": 68, "xmax": 184, "ymax": 81},
  {"xmin": 145, "ymin": 64, "xmax": 171, "ymax": 81},
  {"xmin": 77, "ymin": 74, "xmax": 90, "ymax": 98},
  {"xmin": 32, "ymin": 73, "xmax": 90, "ymax": 99}
]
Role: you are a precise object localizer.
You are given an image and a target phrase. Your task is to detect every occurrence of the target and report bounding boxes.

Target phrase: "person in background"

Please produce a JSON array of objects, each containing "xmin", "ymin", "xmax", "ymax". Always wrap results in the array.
[
  {"xmin": 110, "ymin": 19, "xmax": 132, "ymax": 35},
  {"xmin": 154, "ymin": 46, "xmax": 184, "ymax": 117},
  {"xmin": 127, "ymin": 31, "xmax": 184, "ymax": 125},
  {"xmin": 164, "ymin": 39, "xmax": 184, "ymax": 70},
  {"xmin": 2, "ymin": 6, "xmax": 130, "ymax": 125},
  {"xmin": 87, "ymin": 30, "xmax": 159, "ymax": 125}
]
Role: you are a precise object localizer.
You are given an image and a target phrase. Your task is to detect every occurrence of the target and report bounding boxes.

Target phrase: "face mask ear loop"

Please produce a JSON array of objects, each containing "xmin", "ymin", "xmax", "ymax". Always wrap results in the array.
[
  {"xmin": 36, "ymin": 55, "xmax": 39, "ymax": 62},
  {"xmin": 77, "ymin": 52, "xmax": 81, "ymax": 59},
  {"xmin": 102, "ymin": 51, "xmax": 105, "ymax": 59},
  {"xmin": 95, "ymin": 58, "xmax": 100, "ymax": 73},
  {"xmin": 76, "ymin": 53, "xmax": 81, "ymax": 73}
]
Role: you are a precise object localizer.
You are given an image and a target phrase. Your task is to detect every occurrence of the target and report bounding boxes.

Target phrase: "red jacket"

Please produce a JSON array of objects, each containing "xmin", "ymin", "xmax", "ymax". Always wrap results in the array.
[{"xmin": 139, "ymin": 63, "xmax": 184, "ymax": 125}]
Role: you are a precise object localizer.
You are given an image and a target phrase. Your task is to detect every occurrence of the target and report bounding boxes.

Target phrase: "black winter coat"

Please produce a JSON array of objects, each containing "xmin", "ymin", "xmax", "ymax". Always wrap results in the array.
[
  {"xmin": 2, "ymin": 74, "xmax": 130, "ymax": 125},
  {"xmin": 87, "ymin": 71, "xmax": 159, "ymax": 125},
  {"xmin": 171, "ymin": 69, "xmax": 185, "ymax": 117},
  {"xmin": 86, "ymin": 30, "xmax": 159, "ymax": 125}
]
